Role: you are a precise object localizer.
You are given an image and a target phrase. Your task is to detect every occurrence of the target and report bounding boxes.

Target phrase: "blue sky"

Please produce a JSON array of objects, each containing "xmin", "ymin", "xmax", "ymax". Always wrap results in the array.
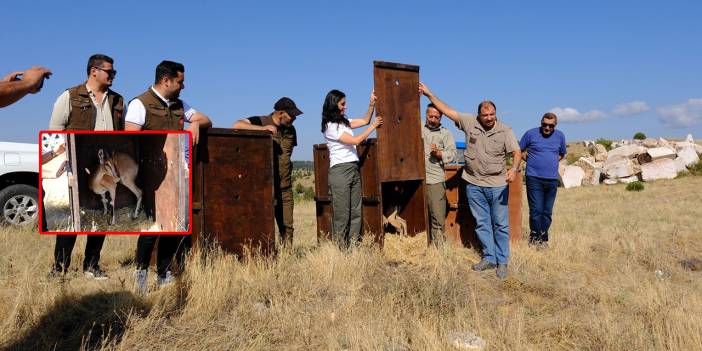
[{"xmin": 2, "ymin": 0, "xmax": 700, "ymax": 160}]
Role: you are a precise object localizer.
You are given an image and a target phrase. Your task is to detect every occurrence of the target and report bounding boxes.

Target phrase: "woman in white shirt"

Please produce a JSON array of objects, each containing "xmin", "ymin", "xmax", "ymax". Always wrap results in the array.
[{"xmin": 322, "ymin": 89, "xmax": 383, "ymax": 249}]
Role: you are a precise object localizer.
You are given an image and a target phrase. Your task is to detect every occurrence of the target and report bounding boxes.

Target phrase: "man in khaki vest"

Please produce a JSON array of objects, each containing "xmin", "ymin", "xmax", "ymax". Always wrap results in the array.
[
  {"xmin": 420, "ymin": 83, "xmax": 521, "ymax": 280},
  {"xmin": 232, "ymin": 97, "xmax": 303, "ymax": 249},
  {"xmin": 47, "ymin": 54, "xmax": 124, "ymax": 280},
  {"xmin": 125, "ymin": 60, "xmax": 211, "ymax": 294}
]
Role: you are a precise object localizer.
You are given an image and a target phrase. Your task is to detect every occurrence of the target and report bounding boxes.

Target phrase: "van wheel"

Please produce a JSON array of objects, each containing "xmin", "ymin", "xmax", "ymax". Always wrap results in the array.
[{"xmin": 0, "ymin": 184, "xmax": 39, "ymax": 226}]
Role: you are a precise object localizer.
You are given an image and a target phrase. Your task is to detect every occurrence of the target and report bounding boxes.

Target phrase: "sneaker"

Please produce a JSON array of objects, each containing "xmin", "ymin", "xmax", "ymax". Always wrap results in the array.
[
  {"xmin": 84, "ymin": 266, "xmax": 109, "ymax": 280},
  {"xmin": 157, "ymin": 271, "xmax": 174, "ymax": 288},
  {"xmin": 496, "ymin": 264, "xmax": 508, "ymax": 279},
  {"xmin": 134, "ymin": 269, "xmax": 148, "ymax": 295},
  {"xmin": 471, "ymin": 259, "xmax": 497, "ymax": 271}
]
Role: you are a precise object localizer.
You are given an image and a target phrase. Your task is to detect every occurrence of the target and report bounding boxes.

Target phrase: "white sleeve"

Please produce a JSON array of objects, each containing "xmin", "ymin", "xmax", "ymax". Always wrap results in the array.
[
  {"xmin": 124, "ymin": 99, "xmax": 146, "ymax": 126},
  {"xmin": 183, "ymin": 102, "xmax": 196, "ymax": 122},
  {"xmin": 48, "ymin": 90, "xmax": 71, "ymax": 130},
  {"xmin": 324, "ymin": 123, "xmax": 341, "ymax": 141}
]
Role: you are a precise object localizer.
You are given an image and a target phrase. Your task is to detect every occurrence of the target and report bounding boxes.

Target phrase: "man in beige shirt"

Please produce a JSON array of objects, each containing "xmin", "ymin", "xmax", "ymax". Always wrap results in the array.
[
  {"xmin": 422, "ymin": 103, "xmax": 456, "ymax": 246},
  {"xmin": 420, "ymin": 83, "xmax": 521, "ymax": 279}
]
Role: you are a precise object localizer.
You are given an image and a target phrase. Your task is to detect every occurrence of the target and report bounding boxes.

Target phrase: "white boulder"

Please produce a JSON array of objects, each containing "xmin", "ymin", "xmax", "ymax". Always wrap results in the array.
[
  {"xmin": 560, "ymin": 165, "xmax": 585, "ymax": 189},
  {"xmin": 676, "ymin": 147, "xmax": 700, "ymax": 167},
  {"xmin": 594, "ymin": 144, "xmax": 608, "ymax": 162},
  {"xmin": 673, "ymin": 157, "xmax": 688, "ymax": 173},
  {"xmin": 619, "ymin": 176, "xmax": 639, "ymax": 184},
  {"xmin": 603, "ymin": 158, "xmax": 639, "ymax": 179},
  {"xmin": 608, "ymin": 145, "xmax": 646, "ymax": 160},
  {"xmin": 646, "ymin": 147, "xmax": 677, "ymax": 161},
  {"xmin": 641, "ymin": 159, "xmax": 677, "ymax": 181},
  {"xmin": 603, "ymin": 179, "xmax": 618, "ymax": 185}
]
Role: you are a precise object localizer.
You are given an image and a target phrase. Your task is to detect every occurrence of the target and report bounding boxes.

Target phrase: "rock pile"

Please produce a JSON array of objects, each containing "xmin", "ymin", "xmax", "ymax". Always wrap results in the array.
[{"xmin": 559, "ymin": 134, "xmax": 701, "ymax": 188}]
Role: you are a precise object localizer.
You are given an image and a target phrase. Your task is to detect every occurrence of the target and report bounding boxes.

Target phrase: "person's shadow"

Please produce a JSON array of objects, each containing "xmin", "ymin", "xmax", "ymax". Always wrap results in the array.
[{"xmin": 4, "ymin": 291, "xmax": 150, "ymax": 351}]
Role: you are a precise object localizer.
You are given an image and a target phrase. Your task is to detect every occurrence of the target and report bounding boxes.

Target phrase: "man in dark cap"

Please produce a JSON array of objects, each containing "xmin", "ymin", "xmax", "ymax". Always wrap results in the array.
[{"xmin": 233, "ymin": 97, "xmax": 303, "ymax": 249}]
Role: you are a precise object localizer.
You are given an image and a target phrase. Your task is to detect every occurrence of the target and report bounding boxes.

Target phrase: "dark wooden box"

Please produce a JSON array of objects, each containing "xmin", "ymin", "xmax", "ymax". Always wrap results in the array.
[
  {"xmin": 313, "ymin": 139, "xmax": 427, "ymax": 245},
  {"xmin": 192, "ymin": 128, "xmax": 275, "ymax": 257},
  {"xmin": 444, "ymin": 165, "xmax": 523, "ymax": 247}
]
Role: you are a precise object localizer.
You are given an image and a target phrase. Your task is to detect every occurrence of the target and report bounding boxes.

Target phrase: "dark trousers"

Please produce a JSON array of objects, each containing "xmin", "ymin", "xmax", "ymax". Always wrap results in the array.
[
  {"xmin": 135, "ymin": 234, "xmax": 191, "ymax": 277},
  {"xmin": 275, "ymin": 185, "xmax": 294, "ymax": 248},
  {"xmin": 525, "ymin": 175, "xmax": 559, "ymax": 243},
  {"xmin": 53, "ymin": 235, "xmax": 106, "ymax": 272}
]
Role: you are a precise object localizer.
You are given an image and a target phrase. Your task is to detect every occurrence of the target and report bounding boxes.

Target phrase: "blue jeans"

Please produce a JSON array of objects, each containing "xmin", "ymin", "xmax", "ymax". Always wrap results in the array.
[
  {"xmin": 466, "ymin": 184, "xmax": 510, "ymax": 265},
  {"xmin": 525, "ymin": 175, "xmax": 559, "ymax": 243}
]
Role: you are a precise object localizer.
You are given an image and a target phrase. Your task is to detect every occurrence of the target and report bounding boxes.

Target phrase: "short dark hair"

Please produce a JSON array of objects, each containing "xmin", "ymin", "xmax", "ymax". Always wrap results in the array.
[
  {"xmin": 542, "ymin": 112, "xmax": 558, "ymax": 123},
  {"xmin": 426, "ymin": 103, "xmax": 442, "ymax": 115},
  {"xmin": 477, "ymin": 100, "xmax": 496, "ymax": 115},
  {"xmin": 155, "ymin": 60, "xmax": 185, "ymax": 84},
  {"xmin": 87, "ymin": 54, "xmax": 114, "ymax": 76}
]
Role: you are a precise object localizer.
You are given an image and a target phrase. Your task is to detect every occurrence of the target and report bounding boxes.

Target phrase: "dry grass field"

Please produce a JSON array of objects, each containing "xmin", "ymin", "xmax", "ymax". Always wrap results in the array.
[{"xmin": 1, "ymin": 176, "xmax": 702, "ymax": 350}]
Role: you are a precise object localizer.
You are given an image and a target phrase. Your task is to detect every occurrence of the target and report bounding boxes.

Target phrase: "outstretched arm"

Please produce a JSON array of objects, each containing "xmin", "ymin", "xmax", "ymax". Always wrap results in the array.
[
  {"xmin": 0, "ymin": 67, "xmax": 52, "ymax": 108},
  {"xmin": 419, "ymin": 82, "xmax": 459, "ymax": 123}
]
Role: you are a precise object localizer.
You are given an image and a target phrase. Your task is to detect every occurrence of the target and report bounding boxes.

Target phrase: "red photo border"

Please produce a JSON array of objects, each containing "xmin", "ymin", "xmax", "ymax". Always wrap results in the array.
[{"xmin": 38, "ymin": 130, "xmax": 193, "ymax": 235}]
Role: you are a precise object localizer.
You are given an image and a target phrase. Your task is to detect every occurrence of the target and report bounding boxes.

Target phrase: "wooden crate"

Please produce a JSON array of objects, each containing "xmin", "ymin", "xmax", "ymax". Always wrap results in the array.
[
  {"xmin": 192, "ymin": 128, "xmax": 275, "ymax": 257},
  {"xmin": 443, "ymin": 165, "xmax": 522, "ymax": 247},
  {"xmin": 313, "ymin": 142, "xmax": 384, "ymax": 245},
  {"xmin": 313, "ymin": 139, "xmax": 427, "ymax": 244}
]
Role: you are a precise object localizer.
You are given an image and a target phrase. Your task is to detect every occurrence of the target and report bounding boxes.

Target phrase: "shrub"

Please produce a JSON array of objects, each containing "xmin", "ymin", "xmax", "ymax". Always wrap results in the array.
[
  {"xmin": 687, "ymin": 162, "xmax": 702, "ymax": 176},
  {"xmin": 633, "ymin": 132, "xmax": 646, "ymax": 140},
  {"xmin": 293, "ymin": 183, "xmax": 315, "ymax": 202},
  {"xmin": 626, "ymin": 181, "xmax": 645, "ymax": 192},
  {"xmin": 596, "ymin": 138, "xmax": 613, "ymax": 151}
]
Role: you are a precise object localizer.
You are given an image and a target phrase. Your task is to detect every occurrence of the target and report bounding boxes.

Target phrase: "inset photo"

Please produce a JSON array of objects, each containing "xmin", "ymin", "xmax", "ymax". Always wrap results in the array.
[{"xmin": 39, "ymin": 131, "xmax": 191, "ymax": 234}]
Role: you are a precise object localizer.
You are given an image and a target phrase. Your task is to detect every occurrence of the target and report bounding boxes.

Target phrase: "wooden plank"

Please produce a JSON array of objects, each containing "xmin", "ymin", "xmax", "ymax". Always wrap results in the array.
[
  {"xmin": 153, "ymin": 133, "xmax": 186, "ymax": 232},
  {"xmin": 313, "ymin": 144, "xmax": 330, "ymax": 200},
  {"xmin": 66, "ymin": 134, "xmax": 81, "ymax": 231},
  {"xmin": 195, "ymin": 128, "xmax": 276, "ymax": 257},
  {"xmin": 373, "ymin": 61, "xmax": 425, "ymax": 182}
]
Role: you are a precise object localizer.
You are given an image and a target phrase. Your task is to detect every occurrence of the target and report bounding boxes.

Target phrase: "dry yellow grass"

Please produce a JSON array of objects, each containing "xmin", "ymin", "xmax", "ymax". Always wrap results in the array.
[{"xmin": 1, "ymin": 177, "xmax": 702, "ymax": 350}]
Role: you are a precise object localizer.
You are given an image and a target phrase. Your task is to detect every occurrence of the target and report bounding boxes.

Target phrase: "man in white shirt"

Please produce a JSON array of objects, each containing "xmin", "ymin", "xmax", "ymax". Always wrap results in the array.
[{"xmin": 125, "ymin": 60, "xmax": 211, "ymax": 294}]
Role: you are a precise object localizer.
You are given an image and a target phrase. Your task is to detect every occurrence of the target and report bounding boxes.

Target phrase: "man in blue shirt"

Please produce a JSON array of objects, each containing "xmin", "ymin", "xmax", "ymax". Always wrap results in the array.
[{"xmin": 519, "ymin": 112, "xmax": 566, "ymax": 246}]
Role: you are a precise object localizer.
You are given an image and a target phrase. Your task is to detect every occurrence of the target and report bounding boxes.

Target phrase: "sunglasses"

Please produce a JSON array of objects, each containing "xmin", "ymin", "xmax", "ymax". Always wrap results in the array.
[
  {"xmin": 94, "ymin": 66, "xmax": 117, "ymax": 77},
  {"xmin": 541, "ymin": 122, "xmax": 556, "ymax": 129}
]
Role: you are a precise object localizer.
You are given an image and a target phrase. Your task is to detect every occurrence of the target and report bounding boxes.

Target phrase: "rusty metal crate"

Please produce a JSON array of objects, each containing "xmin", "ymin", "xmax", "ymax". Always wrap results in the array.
[
  {"xmin": 313, "ymin": 141, "xmax": 384, "ymax": 245},
  {"xmin": 192, "ymin": 128, "xmax": 275, "ymax": 257},
  {"xmin": 443, "ymin": 165, "xmax": 523, "ymax": 247}
]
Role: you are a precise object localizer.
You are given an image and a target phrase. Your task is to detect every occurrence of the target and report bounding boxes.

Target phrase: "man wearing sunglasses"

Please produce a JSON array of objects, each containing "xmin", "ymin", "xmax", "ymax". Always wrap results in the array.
[
  {"xmin": 47, "ymin": 53, "xmax": 125, "ymax": 280},
  {"xmin": 519, "ymin": 112, "xmax": 566, "ymax": 247}
]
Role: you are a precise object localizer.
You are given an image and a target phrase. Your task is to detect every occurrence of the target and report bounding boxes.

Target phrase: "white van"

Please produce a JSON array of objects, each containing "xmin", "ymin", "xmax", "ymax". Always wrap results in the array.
[{"xmin": 0, "ymin": 142, "xmax": 39, "ymax": 225}]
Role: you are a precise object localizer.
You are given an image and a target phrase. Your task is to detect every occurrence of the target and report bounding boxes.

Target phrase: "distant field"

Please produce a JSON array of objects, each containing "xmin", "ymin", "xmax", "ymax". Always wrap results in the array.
[{"xmin": 1, "ymin": 176, "xmax": 701, "ymax": 350}]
